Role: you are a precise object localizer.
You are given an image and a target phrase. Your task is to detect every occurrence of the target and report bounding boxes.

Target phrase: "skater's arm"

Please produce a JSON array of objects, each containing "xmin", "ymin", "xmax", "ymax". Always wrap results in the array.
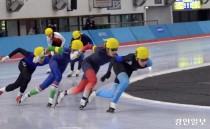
[
  {"xmin": 115, "ymin": 53, "xmax": 134, "ymax": 63},
  {"xmin": 46, "ymin": 36, "xmax": 51, "ymax": 47},
  {"xmin": 70, "ymin": 44, "xmax": 95, "ymax": 60},
  {"xmin": 100, "ymin": 57, "xmax": 115, "ymax": 82},
  {"xmin": 80, "ymin": 44, "xmax": 95, "ymax": 53},
  {"xmin": 47, "ymin": 46, "xmax": 64, "ymax": 54},
  {"xmin": 57, "ymin": 33, "xmax": 65, "ymax": 47},
  {"xmin": 87, "ymin": 37, "xmax": 94, "ymax": 45},
  {"xmin": 8, "ymin": 48, "xmax": 30, "ymax": 58},
  {"xmin": 146, "ymin": 58, "xmax": 153, "ymax": 67},
  {"xmin": 107, "ymin": 57, "xmax": 115, "ymax": 72},
  {"xmin": 84, "ymin": 35, "xmax": 94, "ymax": 45}
]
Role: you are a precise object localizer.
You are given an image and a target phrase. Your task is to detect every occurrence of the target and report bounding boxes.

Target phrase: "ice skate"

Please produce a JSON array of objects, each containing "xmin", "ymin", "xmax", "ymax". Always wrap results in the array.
[
  {"xmin": 79, "ymin": 98, "xmax": 88, "ymax": 110},
  {"xmin": 47, "ymin": 102, "xmax": 53, "ymax": 108},
  {"xmin": 0, "ymin": 87, "xmax": 5, "ymax": 96},
  {"xmin": 16, "ymin": 95, "xmax": 22, "ymax": 106},
  {"xmin": 0, "ymin": 91, "xmax": 3, "ymax": 96},
  {"xmin": 106, "ymin": 102, "xmax": 116, "ymax": 113},
  {"xmin": 88, "ymin": 90, "xmax": 96, "ymax": 103},
  {"xmin": 46, "ymin": 68, "xmax": 51, "ymax": 74},
  {"xmin": 75, "ymin": 70, "xmax": 80, "ymax": 77},
  {"xmin": 67, "ymin": 70, "xmax": 74, "ymax": 77},
  {"xmin": 106, "ymin": 107, "xmax": 115, "ymax": 113},
  {"xmin": 58, "ymin": 91, "xmax": 66, "ymax": 103},
  {"xmin": 54, "ymin": 90, "xmax": 62, "ymax": 108},
  {"xmin": 19, "ymin": 93, "xmax": 30, "ymax": 105}
]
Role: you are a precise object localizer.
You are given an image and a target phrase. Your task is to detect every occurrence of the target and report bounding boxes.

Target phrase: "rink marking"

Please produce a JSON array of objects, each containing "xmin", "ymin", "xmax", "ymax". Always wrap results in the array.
[
  {"xmin": 0, "ymin": 74, "xmax": 47, "ymax": 80},
  {"xmin": 130, "ymin": 62, "xmax": 210, "ymax": 83},
  {"xmin": 58, "ymin": 127, "xmax": 81, "ymax": 129},
  {"xmin": 119, "ymin": 35, "xmax": 210, "ymax": 48},
  {"xmin": 122, "ymin": 93, "xmax": 210, "ymax": 110},
  {"xmin": 122, "ymin": 62, "xmax": 210, "ymax": 110}
]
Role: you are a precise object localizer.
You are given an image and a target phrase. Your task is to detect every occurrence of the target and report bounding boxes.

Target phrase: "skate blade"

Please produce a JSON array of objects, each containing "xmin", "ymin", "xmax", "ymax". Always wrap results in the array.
[
  {"xmin": 67, "ymin": 74, "xmax": 72, "ymax": 77},
  {"xmin": 16, "ymin": 101, "xmax": 21, "ymax": 106},
  {"xmin": 53, "ymin": 90, "xmax": 61, "ymax": 109},
  {"xmin": 79, "ymin": 105, "xmax": 85, "ymax": 110}
]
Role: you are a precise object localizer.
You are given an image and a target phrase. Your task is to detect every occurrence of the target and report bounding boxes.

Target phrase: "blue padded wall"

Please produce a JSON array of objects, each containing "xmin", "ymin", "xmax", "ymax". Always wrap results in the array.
[
  {"xmin": 111, "ymin": 28, "xmax": 137, "ymax": 43},
  {"xmin": 129, "ymin": 26, "xmax": 156, "ymax": 41}
]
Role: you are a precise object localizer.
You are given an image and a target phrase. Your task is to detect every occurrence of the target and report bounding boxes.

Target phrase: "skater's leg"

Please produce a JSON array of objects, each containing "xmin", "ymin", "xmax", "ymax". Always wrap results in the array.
[
  {"xmin": 112, "ymin": 72, "xmax": 129, "ymax": 103},
  {"xmin": 47, "ymin": 61, "xmax": 64, "ymax": 106},
  {"xmin": 68, "ymin": 79, "xmax": 88, "ymax": 95},
  {"xmin": 4, "ymin": 61, "xmax": 32, "ymax": 93},
  {"xmin": 88, "ymin": 83, "xmax": 118, "ymax": 103},
  {"xmin": 67, "ymin": 62, "xmax": 75, "ymax": 77},
  {"xmin": 56, "ymin": 77, "xmax": 88, "ymax": 105},
  {"xmin": 48, "ymin": 82, "xmax": 59, "ymax": 107},
  {"xmin": 82, "ymin": 69, "xmax": 98, "ymax": 98},
  {"xmin": 79, "ymin": 69, "xmax": 98, "ymax": 109},
  {"xmin": 21, "ymin": 74, "xmax": 55, "ymax": 103},
  {"xmin": 75, "ymin": 60, "xmax": 82, "ymax": 77},
  {"xmin": 71, "ymin": 62, "xmax": 75, "ymax": 71},
  {"xmin": 107, "ymin": 72, "xmax": 129, "ymax": 113},
  {"xmin": 96, "ymin": 83, "xmax": 119, "ymax": 98},
  {"xmin": 4, "ymin": 74, "xmax": 23, "ymax": 92}
]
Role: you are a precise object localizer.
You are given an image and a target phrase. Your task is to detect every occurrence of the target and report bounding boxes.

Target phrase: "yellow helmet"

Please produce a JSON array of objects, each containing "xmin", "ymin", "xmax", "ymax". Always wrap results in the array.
[
  {"xmin": 71, "ymin": 40, "xmax": 83, "ymax": 50},
  {"xmin": 72, "ymin": 30, "xmax": 81, "ymax": 39},
  {"xmin": 34, "ymin": 47, "xmax": 45, "ymax": 57},
  {"xmin": 104, "ymin": 38, "xmax": 119, "ymax": 49},
  {"xmin": 135, "ymin": 47, "xmax": 149, "ymax": 59},
  {"xmin": 45, "ymin": 28, "xmax": 53, "ymax": 35}
]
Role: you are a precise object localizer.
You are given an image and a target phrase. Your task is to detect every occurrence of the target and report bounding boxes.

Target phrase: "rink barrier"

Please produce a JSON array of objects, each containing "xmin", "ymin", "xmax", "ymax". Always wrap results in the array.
[
  {"xmin": 197, "ymin": 21, "xmax": 210, "ymax": 34},
  {"xmin": 166, "ymin": 23, "xmax": 188, "ymax": 37},
  {"xmin": 111, "ymin": 27, "xmax": 136, "ymax": 43},
  {"xmin": 0, "ymin": 21, "xmax": 210, "ymax": 57},
  {"xmin": 148, "ymin": 24, "xmax": 173, "ymax": 39},
  {"xmin": 87, "ymin": 29, "xmax": 115, "ymax": 45},
  {"xmin": 182, "ymin": 22, "xmax": 203, "ymax": 36},
  {"xmin": 129, "ymin": 26, "xmax": 156, "ymax": 41}
]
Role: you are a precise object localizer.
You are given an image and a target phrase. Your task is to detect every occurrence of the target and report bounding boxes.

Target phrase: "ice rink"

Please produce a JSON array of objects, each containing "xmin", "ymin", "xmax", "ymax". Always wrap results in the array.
[{"xmin": 1, "ymin": 36, "xmax": 210, "ymax": 129}]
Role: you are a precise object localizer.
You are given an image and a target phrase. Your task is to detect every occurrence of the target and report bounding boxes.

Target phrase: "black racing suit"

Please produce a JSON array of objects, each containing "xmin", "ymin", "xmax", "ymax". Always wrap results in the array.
[
  {"xmin": 69, "ymin": 33, "xmax": 93, "ymax": 72},
  {"xmin": 5, "ymin": 48, "xmax": 50, "ymax": 94}
]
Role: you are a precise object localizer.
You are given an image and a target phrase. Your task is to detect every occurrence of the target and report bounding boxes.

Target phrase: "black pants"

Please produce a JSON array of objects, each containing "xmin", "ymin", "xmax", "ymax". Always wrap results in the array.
[
  {"xmin": 5, "ymin": 60, "xmax": 35, "ymax": 94},
  {"xmin": 70, "ymin": 61, "xmax": 82, "ymax": 71},
  {"xmin": 52, "ymin": 41, "xmax": 61, "ymax": 47}
]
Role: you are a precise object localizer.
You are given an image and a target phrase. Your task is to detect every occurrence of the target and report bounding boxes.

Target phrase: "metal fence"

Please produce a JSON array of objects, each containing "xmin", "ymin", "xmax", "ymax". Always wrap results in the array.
[{"xmin": 70, "ymin": 20, "xmax": 159, "ymax": 31}]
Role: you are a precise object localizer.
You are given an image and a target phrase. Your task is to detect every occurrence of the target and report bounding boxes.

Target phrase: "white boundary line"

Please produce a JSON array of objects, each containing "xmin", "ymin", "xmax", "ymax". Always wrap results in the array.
[
  {"xmin": 120, "ymin": 35, "xmax": 210, "ymax": 48},
  {"xmin": 122, "ymin": 93, "xmax": 210, "ymax": 110},
  {"xmin": 122, "ymin": 62, "xmax": 210, "ymax": 109}
]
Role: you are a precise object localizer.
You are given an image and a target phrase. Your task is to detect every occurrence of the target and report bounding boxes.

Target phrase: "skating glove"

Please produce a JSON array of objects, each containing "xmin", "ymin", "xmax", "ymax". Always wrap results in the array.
[
  {"xmin": 70, "ymin": 50, "xmax": 81, "ymax": 60},
  {"xmin": 1, "ymin": 56, "xmax": 10, "ymax": 62},
  {"xmin": 44, "ymin": 48, "xmax": 51, "ymax": 55},
  {"xmin": 100, "ymin": 71, "xmax": 111, "ymax": 82},
  {"xmin": 33, "ymin": 56, "xmax": 40, "ymax": 63}
]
